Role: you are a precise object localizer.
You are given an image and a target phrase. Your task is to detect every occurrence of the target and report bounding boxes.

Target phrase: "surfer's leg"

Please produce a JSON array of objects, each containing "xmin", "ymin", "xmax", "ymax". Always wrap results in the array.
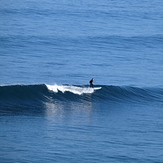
[{"xmin": 90, "ymin": 84, "xmax": 94, "ymax": 88}]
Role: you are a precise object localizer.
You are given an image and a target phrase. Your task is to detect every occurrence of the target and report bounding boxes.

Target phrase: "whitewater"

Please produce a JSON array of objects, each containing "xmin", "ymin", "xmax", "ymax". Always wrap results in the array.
[{"xmin": 46, "ymin": 84, "xmax": 96, "ymax": 95}]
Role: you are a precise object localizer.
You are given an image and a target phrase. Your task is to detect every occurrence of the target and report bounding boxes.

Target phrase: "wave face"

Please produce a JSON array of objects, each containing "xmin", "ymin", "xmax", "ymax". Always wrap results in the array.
[{"xmin": 0, "ymin": 84, "xmax": 163, "ymax": 115}]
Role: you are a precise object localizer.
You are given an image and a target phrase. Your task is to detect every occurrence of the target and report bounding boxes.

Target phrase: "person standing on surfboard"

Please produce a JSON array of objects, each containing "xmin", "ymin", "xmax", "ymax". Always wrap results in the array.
[{"xmin": 89, "ymin": 78, "xmax": 94, "ymax": 88}]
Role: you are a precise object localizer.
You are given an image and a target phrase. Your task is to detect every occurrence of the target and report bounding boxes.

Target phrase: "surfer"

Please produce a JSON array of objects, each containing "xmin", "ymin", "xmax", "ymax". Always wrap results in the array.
[{"xmin": 89, "ymin": 78, "xmax": 94, "ymax": 88}]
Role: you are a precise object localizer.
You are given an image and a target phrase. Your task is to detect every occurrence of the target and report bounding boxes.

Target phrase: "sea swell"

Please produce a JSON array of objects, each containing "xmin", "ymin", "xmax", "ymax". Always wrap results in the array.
[{"xmin": 0, "ymin": 84, "xmax": 163, "ymax": 115}]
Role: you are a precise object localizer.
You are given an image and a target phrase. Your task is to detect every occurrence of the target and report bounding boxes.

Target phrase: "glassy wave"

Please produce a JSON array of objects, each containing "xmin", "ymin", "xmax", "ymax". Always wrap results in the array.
[{"xmin": 0, "ymin": 84, "xmax": 162, "ymax": 106}]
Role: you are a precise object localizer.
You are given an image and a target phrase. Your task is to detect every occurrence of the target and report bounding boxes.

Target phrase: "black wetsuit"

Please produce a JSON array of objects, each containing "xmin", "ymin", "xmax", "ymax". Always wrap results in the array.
[{"xmin": 89, "ymin": 79, "xmax": 94, "ymax": 88}]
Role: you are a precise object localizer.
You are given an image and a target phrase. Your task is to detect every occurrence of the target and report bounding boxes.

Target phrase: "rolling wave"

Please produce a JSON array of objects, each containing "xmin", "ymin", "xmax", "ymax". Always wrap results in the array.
[
  {"xmin": 0, "ymin": 84, "xmax": 163, "ymax": 114},
  {"xmin": 0, "ymin": 84, "xmax": 163, "ymax": 101}
]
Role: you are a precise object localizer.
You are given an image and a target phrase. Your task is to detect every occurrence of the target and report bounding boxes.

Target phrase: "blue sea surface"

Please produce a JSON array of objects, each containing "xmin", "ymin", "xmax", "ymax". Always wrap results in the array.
[{"xmin": 0, "ymin": 0, "xmax": 163, "ymax": 162}]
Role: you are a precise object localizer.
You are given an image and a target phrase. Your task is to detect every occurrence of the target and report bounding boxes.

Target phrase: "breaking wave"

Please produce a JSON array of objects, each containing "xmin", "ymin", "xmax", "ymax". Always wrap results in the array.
[{"xmin": 0, "ymin": 84, "xmax": 163, "ymax": 115}]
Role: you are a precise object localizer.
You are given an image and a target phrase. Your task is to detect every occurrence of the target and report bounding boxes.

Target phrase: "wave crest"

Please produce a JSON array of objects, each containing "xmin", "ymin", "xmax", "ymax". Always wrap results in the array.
[{"xmin": 46, "ymin": 84, "xmax": 96, "ymax": 95}]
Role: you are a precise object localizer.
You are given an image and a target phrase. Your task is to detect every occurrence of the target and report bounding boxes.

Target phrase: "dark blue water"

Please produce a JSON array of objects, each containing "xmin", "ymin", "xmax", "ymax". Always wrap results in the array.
[{"xmin": 1, "ymin": 0, "xmax": 163, "ymax": 162}]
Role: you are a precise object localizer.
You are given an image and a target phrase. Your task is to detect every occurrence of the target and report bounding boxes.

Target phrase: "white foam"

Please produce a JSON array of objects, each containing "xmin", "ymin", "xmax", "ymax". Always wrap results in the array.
[{"xmin": 46, "ymin": 84, "xmax": 96, "ymax": 95}]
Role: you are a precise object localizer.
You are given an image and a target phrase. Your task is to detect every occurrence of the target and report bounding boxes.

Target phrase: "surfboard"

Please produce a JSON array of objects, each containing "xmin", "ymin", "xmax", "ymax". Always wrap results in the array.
[{"xmin": 93, "ymin": 87, "xmax": 101, "ymax": 90}]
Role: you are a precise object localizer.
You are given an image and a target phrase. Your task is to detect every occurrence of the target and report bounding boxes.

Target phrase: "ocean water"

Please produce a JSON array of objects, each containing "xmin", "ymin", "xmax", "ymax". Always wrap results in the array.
[{"xmin": 0, "ymin": 0, "xmax": 163, "ymax": 162}]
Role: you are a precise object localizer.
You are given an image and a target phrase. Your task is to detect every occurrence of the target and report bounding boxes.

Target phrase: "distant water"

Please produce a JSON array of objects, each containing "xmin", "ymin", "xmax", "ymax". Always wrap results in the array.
[{"xmin": 0, "ymin": 0, "xmax": 163, "ymax": 162}]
